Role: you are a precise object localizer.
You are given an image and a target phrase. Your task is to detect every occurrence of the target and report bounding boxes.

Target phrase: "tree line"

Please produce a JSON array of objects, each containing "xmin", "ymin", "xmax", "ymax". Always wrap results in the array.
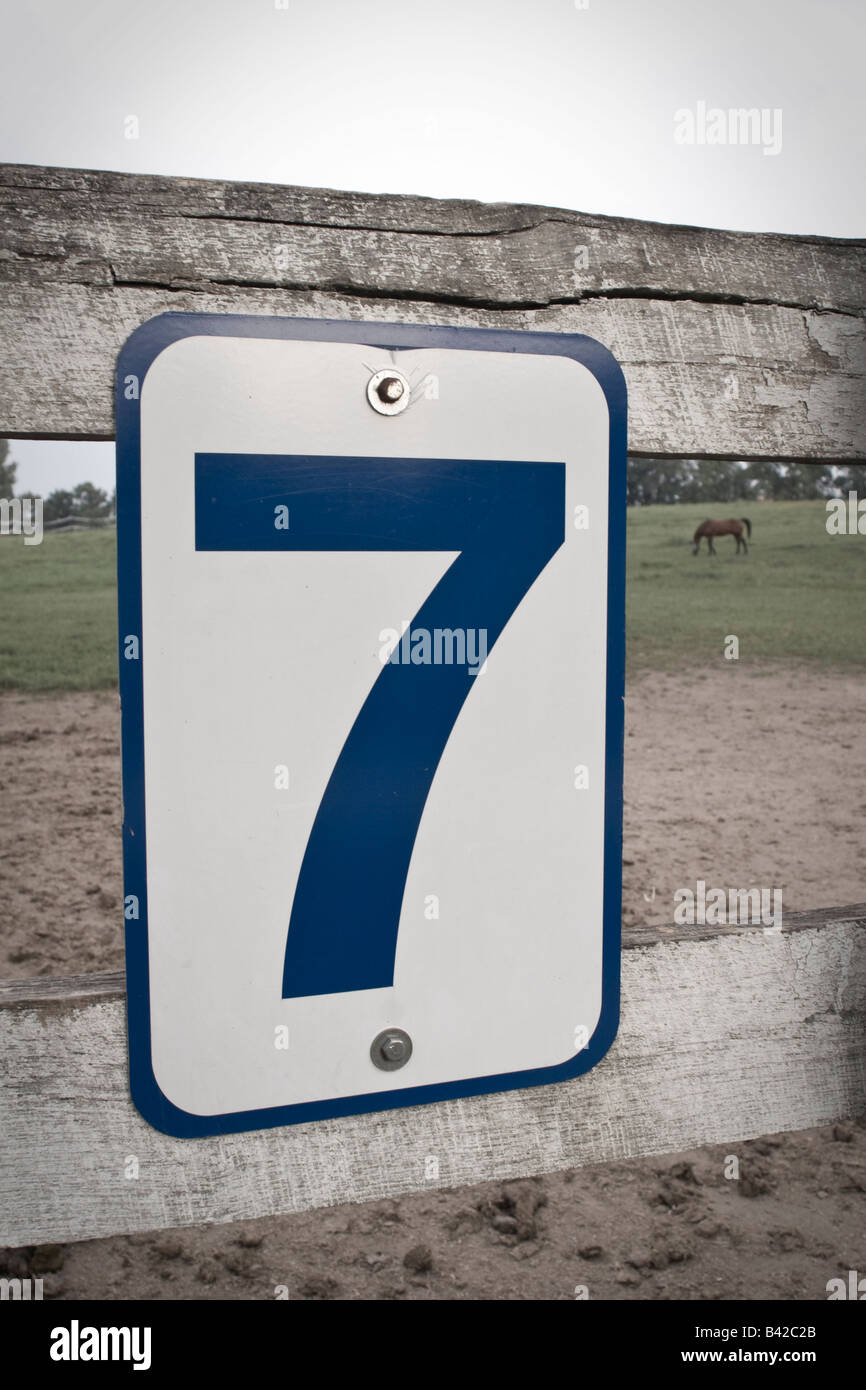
[
  {"xmin": 627, "ymin": 458, "xmax": 866, "ymax": 507},
  {"xmin": 0, "ymin": 440, "xmax": 114, "ymax": 519},
  {"xmin": 3, "ymin": 441, "xmax": 865, "ymax": 514}
]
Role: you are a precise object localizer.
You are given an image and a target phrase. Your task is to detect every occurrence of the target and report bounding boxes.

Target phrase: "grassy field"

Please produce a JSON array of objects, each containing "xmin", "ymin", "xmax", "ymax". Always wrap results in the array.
[
  {"xmin": 0, "ymin": 529, "xmax": 118, "ymax": 690},
  {"xmin": 0, "ymin": 500, "xmax": 864, "ymax": 690},
  {"xmin": 627, "ymin": 500, "xmax": 866, "ymax": 672}
]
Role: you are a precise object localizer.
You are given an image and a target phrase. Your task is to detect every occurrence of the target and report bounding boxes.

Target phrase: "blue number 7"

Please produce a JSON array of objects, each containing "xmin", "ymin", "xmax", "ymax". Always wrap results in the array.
[{"xmin": 195, "ymin": 454, "xmax": 565, "ymax": 998}]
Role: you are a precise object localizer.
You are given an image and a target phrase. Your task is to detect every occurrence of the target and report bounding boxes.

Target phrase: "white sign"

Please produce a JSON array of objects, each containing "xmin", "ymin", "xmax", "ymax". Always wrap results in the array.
[{"xmin": 116, "ymin": 315, "xmax": 626, "ymax": 1136}]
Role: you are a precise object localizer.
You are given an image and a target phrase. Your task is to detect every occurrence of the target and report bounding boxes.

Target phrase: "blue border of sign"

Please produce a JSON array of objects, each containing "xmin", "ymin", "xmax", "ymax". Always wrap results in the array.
[{"xmin": 115, "ymin": 313, "xmax": 627, "ymax": 1138}]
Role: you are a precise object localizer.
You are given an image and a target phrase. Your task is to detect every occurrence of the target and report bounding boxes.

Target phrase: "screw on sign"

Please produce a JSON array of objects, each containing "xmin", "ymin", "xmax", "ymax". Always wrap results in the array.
[
  {"xmin": 371, "ymin": 1029, "xmax": 414, "ymax": 1072},
  {"xmin": 115, "ymin": 313, "xmax": 626, "ymax": 1137},
  {"xmin": 367, "ymin": 367, "xmax": 411, "ymax": 415}
]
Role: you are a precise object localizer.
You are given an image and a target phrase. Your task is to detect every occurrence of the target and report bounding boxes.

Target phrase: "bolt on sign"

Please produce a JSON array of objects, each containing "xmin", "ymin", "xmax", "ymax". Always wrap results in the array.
[{"xmin": 115, "ymin": 315, "xmax": 626, "ymax": 1137}]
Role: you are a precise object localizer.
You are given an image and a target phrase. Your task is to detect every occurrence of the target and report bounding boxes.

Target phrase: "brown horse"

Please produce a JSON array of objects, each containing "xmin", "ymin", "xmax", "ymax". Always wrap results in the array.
[{"xmin": 693, "ymin": 517, "xmax": 751, "ymax": 555}]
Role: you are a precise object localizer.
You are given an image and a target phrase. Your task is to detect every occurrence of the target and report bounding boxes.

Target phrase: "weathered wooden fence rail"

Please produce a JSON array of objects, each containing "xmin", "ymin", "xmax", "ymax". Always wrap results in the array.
[
  {"xmin": 0, "ymin": 165, "xmax": 864, "ymax": 1245},
  {"xmin": 1, "ymin": 164, "xmax": 864, "ymax": 457},
  {"xmin": 1, "ymin": 909, "xmax": 864, "ymax": 1247}
]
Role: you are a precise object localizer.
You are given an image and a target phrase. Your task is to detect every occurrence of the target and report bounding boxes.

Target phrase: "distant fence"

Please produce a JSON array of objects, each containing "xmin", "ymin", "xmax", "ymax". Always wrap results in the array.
[
  {"xmin": 42, "ymin": 515, "xmax": 115, "ymax": 531},
  {"xmin": 0, "ymin": 163, "xmax": 864, "ymax": 1245}
]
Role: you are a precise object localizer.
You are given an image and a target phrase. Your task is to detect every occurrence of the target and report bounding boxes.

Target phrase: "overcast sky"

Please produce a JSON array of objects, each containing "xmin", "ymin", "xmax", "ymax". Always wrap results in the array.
[{"xmin": 2, "ymin": 0, "xmax": 863, "ymax": 493}]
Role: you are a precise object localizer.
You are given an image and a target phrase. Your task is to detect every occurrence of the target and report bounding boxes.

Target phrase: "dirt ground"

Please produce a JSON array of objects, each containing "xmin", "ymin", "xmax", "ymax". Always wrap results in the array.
[
  {"xmin": 3, "ymin": 1126, "xmax": 865, "ymax": 1302},
  {"xmin": 1, "ymin": 666, "xmax": 865, "ymax": 1299}
]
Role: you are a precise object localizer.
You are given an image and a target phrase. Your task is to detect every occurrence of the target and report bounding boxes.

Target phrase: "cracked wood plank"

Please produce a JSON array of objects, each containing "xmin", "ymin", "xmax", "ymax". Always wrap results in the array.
[
  {"xmin": 0, "ymin": 163, "xmax": 864, "ymax": 456},
  {"xmin": 1, "ymin": 906, "xmax": 863, "ymax": 1245},
  {"xmin": 3, "ymin": 163, "xmax": 864, "ymax": 311}
]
